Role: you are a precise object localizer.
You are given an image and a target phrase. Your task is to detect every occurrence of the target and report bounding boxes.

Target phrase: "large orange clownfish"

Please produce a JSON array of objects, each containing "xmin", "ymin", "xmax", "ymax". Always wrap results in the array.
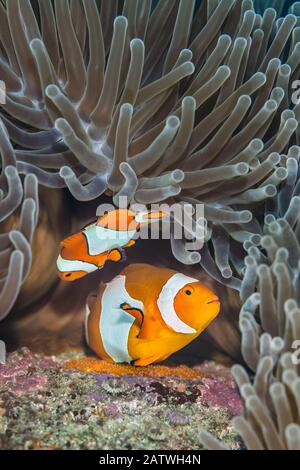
[
  {"xmin": 85, "ymin": 264, "xmax": 220, "ymax": 366},
  {"xmin": 57, "ymin": 209, "xmax": 164, "ymax": 281}
]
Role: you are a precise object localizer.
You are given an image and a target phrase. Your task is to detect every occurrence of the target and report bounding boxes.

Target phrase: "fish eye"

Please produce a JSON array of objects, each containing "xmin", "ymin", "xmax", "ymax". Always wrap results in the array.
[
  {"xmin": 65, "ymin": 273, "xmax": 71, "ymax": 278},
  {"xmin": 184, "ymin": 285, "xmax": 195, "ymax": 296}
]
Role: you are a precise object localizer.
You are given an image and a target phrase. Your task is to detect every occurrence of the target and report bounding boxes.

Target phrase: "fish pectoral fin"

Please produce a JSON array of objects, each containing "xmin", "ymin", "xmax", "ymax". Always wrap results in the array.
[
  {"xmin": 124, "ymin": 239, "xmax": 135, "ymax": 248},
  {"xmin": 120, "ymin": 303, "xmax": 144, "ymax": 328},
  {"xmin": 107, "ymin": 249, "xmax": 124, "ymax": 262},
  {"xmin": 93, "ymin": 253, "xmax": 110, "ymax": 269}
]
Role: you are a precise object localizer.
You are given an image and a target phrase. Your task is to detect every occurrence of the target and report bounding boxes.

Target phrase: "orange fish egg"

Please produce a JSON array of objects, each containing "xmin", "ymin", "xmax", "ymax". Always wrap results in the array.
[{"xmin": 85, "ymin": 264, "xmax": 220, "ymax": 366}]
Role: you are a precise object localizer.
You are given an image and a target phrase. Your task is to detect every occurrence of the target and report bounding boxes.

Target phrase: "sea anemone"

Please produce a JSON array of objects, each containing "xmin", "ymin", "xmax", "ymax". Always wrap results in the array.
[
  {"xmin": 1, "ymin": 0, "xmax": 300, "ymax": 318},
  {"xmin": 200, "ymin": 139, "xmax": 300, "ymax": 450}
]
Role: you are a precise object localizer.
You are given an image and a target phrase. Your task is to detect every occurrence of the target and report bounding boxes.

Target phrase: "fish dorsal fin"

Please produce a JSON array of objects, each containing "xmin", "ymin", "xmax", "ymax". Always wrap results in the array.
[{"xmin": 85, "ymin": 293, "xmax": 97, "ymax": 346}]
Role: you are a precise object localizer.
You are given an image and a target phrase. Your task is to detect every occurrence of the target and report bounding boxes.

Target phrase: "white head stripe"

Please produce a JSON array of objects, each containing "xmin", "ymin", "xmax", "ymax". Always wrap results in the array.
[
  {"xmin": 84, "ymin": 225, "xmax": 136, "ymax": 256},
  {"xmin": 56, "ymin": 255, "xmax": 97, "ymax": 273},
  {"xmin": 100, "ymin": 275, "xmax": 144, "ymax": 363},
  {"xmin": 157, "ymin": 273, "xmax": 198, "ymax": 334}
]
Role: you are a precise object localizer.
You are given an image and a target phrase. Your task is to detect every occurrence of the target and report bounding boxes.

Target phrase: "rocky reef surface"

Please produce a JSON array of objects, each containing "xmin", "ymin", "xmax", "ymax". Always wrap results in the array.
[{"xmin": 0, "ymin": 348, "xmax": 242, "ymax": 450}]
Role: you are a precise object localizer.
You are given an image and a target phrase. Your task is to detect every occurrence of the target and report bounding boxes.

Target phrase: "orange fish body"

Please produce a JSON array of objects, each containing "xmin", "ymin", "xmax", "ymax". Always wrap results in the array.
[
  {"xmin": 57, "ymin": 209, "xmax": 164, "ymax": 281},
  {"xmin": 86, "ymin": 264, "xmax": 220, "ymax": 366}
]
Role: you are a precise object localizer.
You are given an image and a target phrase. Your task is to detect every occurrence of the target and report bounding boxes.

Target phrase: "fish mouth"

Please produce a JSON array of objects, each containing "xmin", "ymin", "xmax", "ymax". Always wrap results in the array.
[{"xmin": 206, "ymin": 297, "xmax": 220, "ymax": 305}]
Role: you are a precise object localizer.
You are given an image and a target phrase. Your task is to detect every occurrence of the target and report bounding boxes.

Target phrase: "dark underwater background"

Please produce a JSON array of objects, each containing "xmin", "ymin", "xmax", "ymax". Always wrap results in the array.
[{"xmin": 262, "ymin": 0, "xmax": 297, "ymax": 14}]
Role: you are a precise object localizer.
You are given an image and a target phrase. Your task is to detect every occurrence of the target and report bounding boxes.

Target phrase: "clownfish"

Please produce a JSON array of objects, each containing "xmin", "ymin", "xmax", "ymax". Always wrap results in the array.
[
  {"xmin": 85, "ymin": 264, "xmax": 220, "ymax": 366},
  {"xmin": 57, "ymin": 209, "xmax": 164, "ymax": 281}
]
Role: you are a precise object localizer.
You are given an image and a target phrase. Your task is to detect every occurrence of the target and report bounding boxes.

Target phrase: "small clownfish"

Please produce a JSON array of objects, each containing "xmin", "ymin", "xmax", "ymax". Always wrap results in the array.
[
  {"xmin": 85, "ymin": 264, "xmax": 220, "ymax": 366},
  {"xmin": 57, "ymin": 209, "xmax": 165, "ymax": 281}
]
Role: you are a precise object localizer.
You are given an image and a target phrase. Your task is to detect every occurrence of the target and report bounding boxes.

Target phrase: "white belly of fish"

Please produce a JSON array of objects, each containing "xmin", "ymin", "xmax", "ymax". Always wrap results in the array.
[
  {"xmin": 99, "ymin": 275, "xmax": 144, "ymax": 363},
  {"xmin": 84, "ymin": 225, "xmax": 136, "ymax": 256}
]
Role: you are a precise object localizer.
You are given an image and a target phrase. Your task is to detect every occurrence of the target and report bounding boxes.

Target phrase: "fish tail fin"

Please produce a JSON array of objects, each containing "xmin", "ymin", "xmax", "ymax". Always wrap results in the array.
[
  {"xmin": 146, "ymin": 210, "xmax": 166, "ymax": 221},
  {"xmin": 135, "ymin": 210, "xmax": 166, "ymax": 225},
  {"xmin": 124, "ymin": 239, "xmax": 135, "ymax": 248}
]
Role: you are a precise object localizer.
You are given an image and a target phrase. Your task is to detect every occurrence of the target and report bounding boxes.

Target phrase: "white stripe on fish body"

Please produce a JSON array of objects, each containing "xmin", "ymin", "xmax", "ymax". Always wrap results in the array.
[
  {"xmin": 57, "ymin": 254, "xmax": 97, "ymax": 274},
  {"xmin": 157, "ymin": 273, "xmax": 198, "ymax": 334},
  {"xmin": 99, "ymin": 275, "xmax": 144, "ymax": 363},
  {"xmin": 83, "ymin": 225, "xmax": 137, "ymax": 256}
]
